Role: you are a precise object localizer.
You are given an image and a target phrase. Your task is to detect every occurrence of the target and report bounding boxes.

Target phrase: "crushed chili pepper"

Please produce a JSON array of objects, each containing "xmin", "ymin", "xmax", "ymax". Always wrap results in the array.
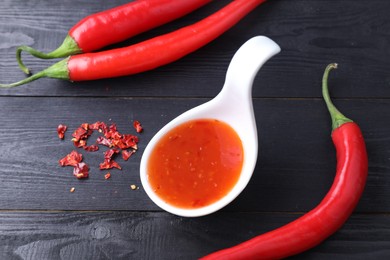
[
  {"xmin": 104, "ymin": 148, "xmax": 120, "ymax": 160},
  {"xmin": 101, "ymin": 162, "xmax": 121, "ymax": 170},
  {"xmin": 72, "ymin": 139, "xmax": 85, "ymax": 148},
  {"xmin": 96, "ymin": 136, "xmax": 113, "ymax": 147},
  {"xmin": 83, "ymin": 144, "xmax": 99, "ymax": 152},
  {"xmin": 105, "ymin": 124, "xmax": 120, "ymax": 139},
  {"xmin": 133, "ymin": 120, "xmax": 143, "ymax": 133},
  {"xmin": 80, "ymin": 123, "xmax": 89, "ymax": 130},
  {"xmin": 73, "ymin": 162, "xmax": 89, "ymax": 179},
  {"xmin": 59, "ymin": 150, "xmax": 83, "ymax": 167},
  {"xmin": 89, "ymin": 121, "xmax": 102, "ymax": 130},
  {"xmin": 105, "ymin": 173, "xmax": 111, "ymax": 180},
  {"xmin": 99, "ymin": 149, "xmax": 121, "ymax": 170},
  {"xmin": 100, "ymin": 160, "xmax": 122, "ymax": 170},
  {"xmin": 59, "ymin": 150, "xmax": 89, "ymax": 179},
  {"xmin": 71, "ymin": 125, "xmax": 88, "ymax": 141},
  {"xmin": 70, "ymin": 187, "xmax": 75, "ymax": 193},
  {"xmin": 57, "ymin": 124, "xmax": 67, "ymax": 139},
  {"xmin": 59, "ymin": 120, "xmax": 142, "ymax": 179},
  {"xmin": 71, "ymin": 124, "xmax": 94, "ymax": 148},
  {"xmin": 114, "ymin": 134, "xmax": 139, "ymax": 150},
  {"xmin": 122, "ymin": 150, "xmax": 135, "ymax": 161}
]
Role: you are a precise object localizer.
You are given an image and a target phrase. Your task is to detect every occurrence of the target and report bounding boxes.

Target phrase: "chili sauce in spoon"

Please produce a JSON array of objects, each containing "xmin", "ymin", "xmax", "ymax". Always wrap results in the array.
[{"xmin": 147, "ymin": 119, "xmax": 243, "ymax": 209}]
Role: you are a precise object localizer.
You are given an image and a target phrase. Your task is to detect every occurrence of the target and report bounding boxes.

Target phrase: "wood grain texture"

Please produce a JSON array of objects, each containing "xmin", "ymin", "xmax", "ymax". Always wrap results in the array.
[
  {"xmin": 0, "ymin": 0, "xmax": 389, "ymax": 98},
  {"xmin": 0, "ymin": 211, "xmax": 389, "ymax": 260},
  {"xmin": 0, "ymin": 97, "xmax": 389, "ymax": 212}
]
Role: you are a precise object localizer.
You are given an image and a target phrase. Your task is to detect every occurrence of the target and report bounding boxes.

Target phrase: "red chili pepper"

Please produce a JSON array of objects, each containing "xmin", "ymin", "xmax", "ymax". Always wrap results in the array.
[
  {"xmin": 16, "ymin": 0, "xmax": 212, "ymax": 74},
  {"xmin": 1, "ymin": 0, "xmax": 267, "ymax": 88},
  {"xmin": 201, "ymin": 64, "xmax": 368, "ymax": 259}
]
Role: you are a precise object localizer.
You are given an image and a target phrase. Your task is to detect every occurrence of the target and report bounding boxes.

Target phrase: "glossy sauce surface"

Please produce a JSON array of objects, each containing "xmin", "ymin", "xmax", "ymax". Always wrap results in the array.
[{"xmin": 147, "ymin": 119, "xmax": 244, "ymax": 209}]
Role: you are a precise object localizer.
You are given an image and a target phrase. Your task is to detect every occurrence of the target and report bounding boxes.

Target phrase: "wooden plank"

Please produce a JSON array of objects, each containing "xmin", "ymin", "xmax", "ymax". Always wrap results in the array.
[
  {"xmin": 0, "ymin": 211, "xmax": 389, "ymax": 259},
  {"xmin": 0, "ymin": 0, "xmax": 389, "ymax": 98},
  {"xmin": 0, "ymin": 96, "xmax": 388, "ymax": 212}
]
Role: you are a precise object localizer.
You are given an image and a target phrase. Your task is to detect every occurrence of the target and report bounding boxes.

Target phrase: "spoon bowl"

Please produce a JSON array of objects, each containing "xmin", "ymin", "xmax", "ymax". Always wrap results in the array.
[{"xmin": 140, "ymin": 36, "xmax": 281, "ymax": 217}]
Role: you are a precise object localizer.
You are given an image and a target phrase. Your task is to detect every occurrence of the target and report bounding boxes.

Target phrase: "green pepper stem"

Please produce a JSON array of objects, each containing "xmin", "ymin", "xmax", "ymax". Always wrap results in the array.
[
  {"xmin": 16, "ymin": 35, "xmax": 81, "ymax": 74},
  {"xmin": 0, "ymin": 58, "xmax": 70, "ymax": 88},
  {"xmin": 322, "ymin": 63, "xmax": 353, "ymax": 131}
]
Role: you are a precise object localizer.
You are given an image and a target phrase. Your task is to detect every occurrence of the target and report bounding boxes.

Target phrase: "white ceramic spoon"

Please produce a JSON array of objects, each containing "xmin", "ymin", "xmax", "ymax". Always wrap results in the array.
[{"xmin": 140, "ymin": 36, "xmax": 281, "ymax": 217}]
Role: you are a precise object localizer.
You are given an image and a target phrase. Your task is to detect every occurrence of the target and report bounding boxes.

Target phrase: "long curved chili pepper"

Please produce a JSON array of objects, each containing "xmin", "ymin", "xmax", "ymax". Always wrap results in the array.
[
  {"xmin": 200, "ymin": 63, "xmax": 368, "ymax": 259},
  {"xmin": 16, "ymin": 0, "xmax": 212, "ymax": 74},
  {"xmin": 0, "ymin": 0, "xmax": 267, "ymax": 88}
]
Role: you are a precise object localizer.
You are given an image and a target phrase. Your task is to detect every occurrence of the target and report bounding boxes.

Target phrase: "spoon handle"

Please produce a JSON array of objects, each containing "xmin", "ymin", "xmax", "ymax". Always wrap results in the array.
[{"xmin": 222, "ymin": 36, "xmax": 280, "ymax": 99}]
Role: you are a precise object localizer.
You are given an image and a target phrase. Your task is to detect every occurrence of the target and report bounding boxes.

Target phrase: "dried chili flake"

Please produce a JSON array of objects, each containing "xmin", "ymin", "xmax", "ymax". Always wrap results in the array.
[
  {"xmin": 71, "ymin": 123, "xmax": 93, "ymax": 142},
  {"xmin": 111, "ymin": 139, "xmax": 123, "ymax": 149},
  {"xmin": 113, "ymin": 139, "xmax": 124, "ymax": 149},
  {"xmin": 83, "ymin": 144, "xmax": 99, "ymax": 152},
  {"xmin": 124, "ymin": 134, "xmax": 139, "ymax": 147},
  {"xmin": 104, "ymin": 173, "xmax": 111, "ymax": 180},
  {"xmin": 114, "ymin": 134, "xmax": 139, "ymax": 150},
  {"xmin": 104, "ymin": 123, "xmax": 122, "ymax": 139},
  {"xmin": 72, "ymin": 126, "xmax": 88, "ymax": 141},
  {"xmin": 122, "ymin": 150, "xmax": 135, "ymax": 161},
  {"xmin": 59, "ymin": 150, "xmax": 83, "ymax": 167},
  {"xmin": 57, "ymin": 124, "xmax": 67, "ymax": 139},
  {"xmin": 133, "ymin": 120, "xmax": 143, "ymax": 133},
  {"xmin": 73, "ymin": 162, "xmax": 89, "ymax": 179},
  {"xmin": 104, "ymin": 149, "xmax": 119, "ymax": 160},
  {"xmin": 100, "ymin": 160, "xmax": 122, "ymax": 170},
  {"xmin": 89, "ymin": 122, "xmax": 100, "ymax": 130},
  {"xmin": 59, "ymin": 119, "xmax": 143, "ymax": 179},
  {"xmin": 99, "ymin": 122, "xmax": 108, "ymax": 134},
  {"xmin": 110, "ymin": 130, "xmax": 122, "ymax": 140},
  {"xmin": 80, "ymin": 123, "xmax": 89, "ymax": 130},
  {"xmin": 70, "ymin": 187, "xmax": 75, "ymax": 193},
  {"xmin": 90, "ymin": 121, "xmax": 106, "ymax": 131},
  {"xmin": 109, "ymin": 123, "xmax": 117, "ymax": 132},
  {"xmin": 100, "ymin": 149, "xmax": 121, "ymax": 170},
  {"xmin": 73, "ymin": 139, "xmax": 87, "ymax": 148},
  {"xmin": 96, "ymin": 136, "xmax": 112, "ymax": 147}
]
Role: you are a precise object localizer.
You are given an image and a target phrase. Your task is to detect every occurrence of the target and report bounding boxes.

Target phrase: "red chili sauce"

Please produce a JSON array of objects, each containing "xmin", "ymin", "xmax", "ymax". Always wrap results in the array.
[{"xmin": 147, "ymin": 119, "xmax": 244, "ymax": 209}]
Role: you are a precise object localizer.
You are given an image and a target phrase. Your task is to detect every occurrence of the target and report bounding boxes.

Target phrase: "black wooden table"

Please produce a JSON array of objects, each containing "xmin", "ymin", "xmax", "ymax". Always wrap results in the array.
[{"xmin": 1, "ymin": 0, "xmax": 389, "ymax": 259}]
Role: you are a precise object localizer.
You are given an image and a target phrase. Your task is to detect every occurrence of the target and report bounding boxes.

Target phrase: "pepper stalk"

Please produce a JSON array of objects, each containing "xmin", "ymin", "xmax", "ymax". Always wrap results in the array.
[{"xmin": 322, "ymin": 63, "xmax": 353, "ymax": 131}]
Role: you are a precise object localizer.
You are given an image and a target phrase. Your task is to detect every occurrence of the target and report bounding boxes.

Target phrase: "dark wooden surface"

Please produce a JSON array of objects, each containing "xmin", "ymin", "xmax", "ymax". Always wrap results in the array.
[{"xmin": 0, "ymin": 0, "xmax": 389, "ymax": 259}]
